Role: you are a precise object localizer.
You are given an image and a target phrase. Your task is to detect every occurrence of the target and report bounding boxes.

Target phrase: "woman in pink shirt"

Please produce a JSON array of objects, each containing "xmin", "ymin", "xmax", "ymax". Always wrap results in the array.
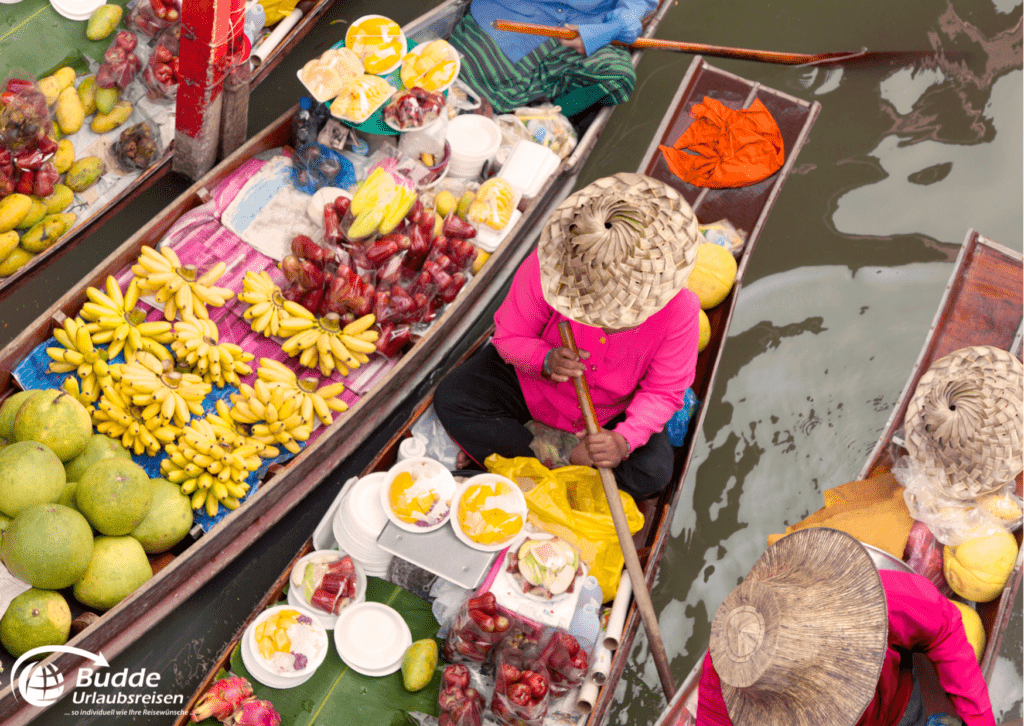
[
  {"xmin": 697, "ymin": 528, "xmax": 995, "ymax": 726},
  {"xmin": 434, "ymin": 172, "xmax": 702, "ymax": 498}
]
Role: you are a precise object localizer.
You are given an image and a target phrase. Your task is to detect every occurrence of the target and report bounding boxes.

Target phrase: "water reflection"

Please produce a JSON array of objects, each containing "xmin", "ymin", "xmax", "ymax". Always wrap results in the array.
[{"xmin": 602, "ymin": 0, "xmax": 1022, "ymax": 722}]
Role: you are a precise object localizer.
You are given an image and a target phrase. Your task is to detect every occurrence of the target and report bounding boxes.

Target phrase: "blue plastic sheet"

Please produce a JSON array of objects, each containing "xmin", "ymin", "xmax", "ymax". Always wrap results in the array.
[
  {"xmin": 666, "ymin": 388, "xmax": 700, "ymax": 447},
  {"xmin": 12, "ymin": 337, "xmax": 302, "ymax": 532}
]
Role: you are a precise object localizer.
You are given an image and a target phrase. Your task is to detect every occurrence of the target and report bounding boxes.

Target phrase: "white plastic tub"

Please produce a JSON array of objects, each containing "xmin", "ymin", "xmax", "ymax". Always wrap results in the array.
[{"xmin": 446, "ymin": 115, "xmax": 501, "ymax": 179}]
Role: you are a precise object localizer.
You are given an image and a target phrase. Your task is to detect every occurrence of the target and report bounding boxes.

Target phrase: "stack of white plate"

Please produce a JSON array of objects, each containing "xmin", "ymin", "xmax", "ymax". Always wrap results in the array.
[
  {"xmin": 332, "ymin": 472, "xmax": 393, "ymax": 577},
  {"xmin": 49, "ymin": 0, "xmax": 105, "ymax": 21},
  {"xmin": 333, "ymin": 602, "xmax": 412, "ymax": 676}
]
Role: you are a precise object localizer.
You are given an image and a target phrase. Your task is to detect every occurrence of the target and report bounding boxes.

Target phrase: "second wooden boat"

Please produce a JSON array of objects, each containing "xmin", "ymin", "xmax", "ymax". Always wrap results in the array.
[{"xmin": 655, "ymin": 229, "xmax": 1023, "ymax": 726}]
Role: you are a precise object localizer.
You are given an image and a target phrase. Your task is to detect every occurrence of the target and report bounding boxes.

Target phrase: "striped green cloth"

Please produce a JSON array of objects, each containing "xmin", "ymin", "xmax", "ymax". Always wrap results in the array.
[{"xmin": 448, "ymin": 13, "xmax": 635, "ymax": 117}]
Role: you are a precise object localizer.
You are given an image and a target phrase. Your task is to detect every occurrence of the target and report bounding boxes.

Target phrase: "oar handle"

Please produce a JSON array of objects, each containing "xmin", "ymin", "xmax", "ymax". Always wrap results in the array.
[
  {"xmin": 492, "ymin": 19, "xmax": 866, "ymax": 65},
  {"xmin": 557, "ymin": 322, "xmax": 676, "ymax": 700}
]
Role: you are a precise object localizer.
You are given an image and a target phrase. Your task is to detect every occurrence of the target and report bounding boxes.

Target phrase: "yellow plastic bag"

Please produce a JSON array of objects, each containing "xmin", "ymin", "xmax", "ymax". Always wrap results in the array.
[
  {"xmin": 259, "ymin": 0, "xmax": 299, "ymax": 27},
  {"xmin": 485, "ymin": 454, "xmax": 644, "ymax": 603}
]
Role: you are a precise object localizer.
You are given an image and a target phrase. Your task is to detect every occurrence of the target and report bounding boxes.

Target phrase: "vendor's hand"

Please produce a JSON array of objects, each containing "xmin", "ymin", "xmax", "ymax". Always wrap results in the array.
[
  {"xmin": 544, "ymin": 346, "xmax": 589, "ymax": 382},
  {"xmin": 558, "ymin": 32, "xmax": 586, "ymax": 56},
  {"xmin": 579, "ymin": 429, "xmax": 630, "ymax": 469}
]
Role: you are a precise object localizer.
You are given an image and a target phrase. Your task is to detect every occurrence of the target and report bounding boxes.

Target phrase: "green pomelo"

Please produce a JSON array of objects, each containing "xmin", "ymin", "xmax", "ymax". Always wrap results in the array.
[
  {"xmin": 73, "ymin": 536, "xmax": 153, "ymax": 611},
  {"xmin": 57, "ymin": 481, "xmax": 80, "ymax": 513},
  {"xmin": 64, "ymin": 434, "xmax": 131, "ymax": 483},
  {"xmin": 0, "ymin": 390, "xmax": 38, "ymax": 441},
  {"xmin": 13, "ymin": 390, "xmax": 92, "ymax": 462},
  {"xmin": 1, "ymin": 503, "xmax": 93, "ymax": 589},
  {"xmin": 0, "ymin": 588, "xmax": 71, "ymax": 658},
  {"xmin": 0, "ymin": 441, "xmax": 66, "ymax": 518},
  {"xmin": 129, "ymin": 479, "xmax": 193, "ymax": 554},
  {"xmin": 0, "ymin": 513, "xmax": 10, "ymax": 541},
  {"xmin": 76, "ymin": 459, "xmax": 152, "ymax": 536}
]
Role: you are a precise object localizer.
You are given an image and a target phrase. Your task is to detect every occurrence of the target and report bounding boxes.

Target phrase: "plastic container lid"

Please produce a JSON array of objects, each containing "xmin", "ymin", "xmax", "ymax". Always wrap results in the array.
[
  {"xmin": 333, "ymin": 602, "xmax": 412, "ymax": 676},
  {"xmin": 498, "ymin": 140, "xmax": 561, "ymax": 198}
]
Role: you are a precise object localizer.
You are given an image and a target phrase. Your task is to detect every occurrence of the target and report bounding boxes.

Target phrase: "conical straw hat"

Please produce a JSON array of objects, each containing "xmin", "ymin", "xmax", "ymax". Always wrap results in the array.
[
  {"xmin": 537, "ymin": 172, "xmax": 700, "ymax": 329},
  {"xmin": 904, "ymin": 345, "xmax": 1023, "ymax": 500},
  {"xmin": 710, "ymin": 528, "xmax": 888, "ymax": 726}
]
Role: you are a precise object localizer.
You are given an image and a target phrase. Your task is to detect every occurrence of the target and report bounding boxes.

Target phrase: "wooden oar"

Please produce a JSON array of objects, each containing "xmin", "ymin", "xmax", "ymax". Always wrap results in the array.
[
  {"xmin": 557, "ymin": 321, "xmax": 676, "ymax": 700},
  {"xmin": 492, "ymin": 19, "xmax": 866, "ymax": 65}
]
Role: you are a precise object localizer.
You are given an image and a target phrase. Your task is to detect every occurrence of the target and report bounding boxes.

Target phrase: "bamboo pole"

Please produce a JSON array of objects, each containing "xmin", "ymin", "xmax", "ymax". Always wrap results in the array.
[
  {"xmin": 492, "ymin": 19, "xmax": 866, "ymax": 66},
  {"xmin": 557, "ymin": 321, "xmax": 676, "ymax": 700}
]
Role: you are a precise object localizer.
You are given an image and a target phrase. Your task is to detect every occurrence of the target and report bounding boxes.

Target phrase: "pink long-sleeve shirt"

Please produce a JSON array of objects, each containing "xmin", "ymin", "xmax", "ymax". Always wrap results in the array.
[
  {"xmin": 696, "ymin": 569, "xmax": 996, "ymax": 726},
  {"xmin": 491, "ymin": 251, "xmax": 700, "ymax": 452}
]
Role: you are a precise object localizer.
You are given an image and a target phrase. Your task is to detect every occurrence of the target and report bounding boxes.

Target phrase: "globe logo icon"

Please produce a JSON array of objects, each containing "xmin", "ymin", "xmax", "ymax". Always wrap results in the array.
[{"xmin": 19, "ymin": 662, "xmax": 66, "ymax": 708}]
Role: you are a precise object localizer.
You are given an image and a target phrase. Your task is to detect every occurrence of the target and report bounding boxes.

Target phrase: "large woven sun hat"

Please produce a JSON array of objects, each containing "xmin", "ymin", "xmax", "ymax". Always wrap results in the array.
[
  {"xmin": 537, "ymin": 172, "xmax": 700, "ymax": 329},
  {"xmin": 903, "ymin": 345, "xmax": 1023, "ymax": 500},
  {"xmin": 709, "ymin": 528, "xmax": 888, "ymax": 726}
]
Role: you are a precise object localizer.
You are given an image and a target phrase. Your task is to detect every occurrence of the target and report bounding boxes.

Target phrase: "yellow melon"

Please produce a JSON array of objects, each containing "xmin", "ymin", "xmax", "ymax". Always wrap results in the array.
[
  {"xmin": 943, "ymin": 530, "xmax": 1018, "ymax": 602},
  {"xmin": 687, "ymin": 243, "xmax": 737, "ymax": 309},
  {"xmin": 951, "ymin": 601, "xmax": 986, "ymax": 662},
  {"xmin": 698, "ymin": 309, "xmax": 710, "ymax": 352}
]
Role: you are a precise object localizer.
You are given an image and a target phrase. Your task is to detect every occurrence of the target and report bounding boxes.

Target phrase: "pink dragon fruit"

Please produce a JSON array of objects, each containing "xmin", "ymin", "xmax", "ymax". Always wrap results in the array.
[
  {"xmin": 190, "ymin": 676, "xmax": 254, "ymax": 722},
  {"xmin": 228, "ymin": 699, "xmax": 282, "ymax": 726}
]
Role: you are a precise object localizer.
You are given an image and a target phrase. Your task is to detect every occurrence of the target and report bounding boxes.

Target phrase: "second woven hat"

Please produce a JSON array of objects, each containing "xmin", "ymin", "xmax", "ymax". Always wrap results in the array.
[
  {"xmin": 537, "ymin": 173, "xmax": 700, "ymax": 329},
  {"xmin": 904, "ymin": 345, "xmax": 1023, "ymax": 500}
]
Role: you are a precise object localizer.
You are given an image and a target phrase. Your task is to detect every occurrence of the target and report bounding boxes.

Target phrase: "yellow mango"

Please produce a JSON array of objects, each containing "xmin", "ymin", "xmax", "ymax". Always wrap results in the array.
[
  {"xmin": 0, "ymin": 248, "xmax": 34, "ymax": 276},
  {"xmin": 66, "ymin": 157, "xmax": 105, "ymax": 193},
  {"xmin": 56, "ymin": 87, "xmax": 85, "ymax": 135},
  {"xmin": 16, "ymin": 198, "xmax": 48, "ymax": 230},
  {"xmin": 0, "ymin": 231, "xmax": 19, "ymax": 262},
  {"xmin": 52, "ymin": 67, "xmax": 76, "ymax": 92},
  {"xmin": 20, "ymin": 213, "xmax": 75, "ymax": 253},
  {"xmin": 0, "ymin": 194, "xmax": 33, "ymax": 233},
  {"xmin": 90, "ymin": 100, "xmax": 132, "ymax": 133},
  {"xmin": 86, "ymin": 5, "xmax": 123, "ymax": 41},
  {"xmin": 95, "ymin": 86, "xmax": 118, "ymax": 115},
  {"xmin": 52, "ymin": 139, "xmax": 75, "ymax": 174},
  {"xmin": 37, "ymin": 76, "xmax": 61, "ymax": 106},
  {"xmin": 77, "ymin": 76, "xmax": 98, "ymax": 115},
  {"xmin": 44, "ymin": 185, "xmax": 75, "ymax": 214}
]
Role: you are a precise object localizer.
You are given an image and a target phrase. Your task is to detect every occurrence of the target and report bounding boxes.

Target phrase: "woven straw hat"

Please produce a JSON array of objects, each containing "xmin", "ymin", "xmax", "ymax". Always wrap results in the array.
[
  {"xmin": 904, "ymin": 345, "xmax": 1023, "ymax": 500},
  {"xmin": 709, "ymin": 528, "xmax": 888, "ymax": 726},
  {"xmin": 537, "ymin": 172, "xmax": 700, "ymax": 329}
]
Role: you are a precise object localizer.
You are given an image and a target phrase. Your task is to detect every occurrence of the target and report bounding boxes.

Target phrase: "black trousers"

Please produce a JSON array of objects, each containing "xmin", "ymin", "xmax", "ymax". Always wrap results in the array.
[{"xmin": 434, "ymin": 344, "xmax": 674, "ymax": 499}]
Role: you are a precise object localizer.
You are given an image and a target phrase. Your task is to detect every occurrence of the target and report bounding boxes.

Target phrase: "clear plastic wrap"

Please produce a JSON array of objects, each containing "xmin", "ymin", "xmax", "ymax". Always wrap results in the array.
[
  {"xmin": 437, "ymin": 664, "xmax": 486, "ymax": 726},
  {"xmin": 538, "ymin": 631, "xmax": 588, "ymax": 696},
  {"xmin": 903, "ymin": 520, "xmax": 953, "ymax": 597},
  {"xmin": 291, "ymin": 143, "xmax": 357, "ymax": 194},
  {"xmin": 441, "ymin": 591, "xmax": 518, "ymax": 665},
  {"xmin": 895, "ymin": 456, "xmax": 1021, "ymax": 545},
  {"xmin": 491, "ymin": 627, "xmax": 551, "ymax": 726},
  {"xmin": 96, "ymin": 31, "xmax": 142, "ymax": 90},
  {"xmin": 127, "ymin": 0, "xmax": 178, "ymax": 39}
]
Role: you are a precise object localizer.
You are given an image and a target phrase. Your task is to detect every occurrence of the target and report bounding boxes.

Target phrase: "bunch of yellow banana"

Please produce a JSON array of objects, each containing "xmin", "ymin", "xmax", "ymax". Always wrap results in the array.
[
  {"xmin": 93, "ymin": 383, "xmax": 179, "ymax": 456},
  {"xmin": 229, "ymin": 380, "xmax": 312, "ymax": 455},
  {"xmin": 161, "ymin": 416, "xmax": 262, "ymax": 518},
  {"xmin": 206, "ymin": 399, "xmax": 281, "ymax": 459},
  {"xmin": 256, "ymin": 358, "xmax": 349, "ymax": 426},
  {"xmin": 118, "ymin": 350, "xmax": 211, "ymax": 427},
  {"xmin": 132, "ymin": 246, "xmax": 234, "ymax": 321},
  {"xmin": 79, "ymin": 276, "xmax": 173, "ymax": 362},
  {"xmin": 171, "ymin": 316, "xmax": 255, "ymax": 388},
  {"xmin": 47, "ymin": 316, "xmax": 113, "ymax": 404},
  {"xmin": 238, "ymin": 271, "xmax": 289, "ymax": 338},
  {"xmin": 279, "ymin": 306, "xmax": 378, "ymax": 377}
]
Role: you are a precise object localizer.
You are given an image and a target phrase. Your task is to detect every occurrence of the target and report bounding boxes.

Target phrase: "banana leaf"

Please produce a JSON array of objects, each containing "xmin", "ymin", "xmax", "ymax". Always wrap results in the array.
[
  {"xmin": 0, "ymin": 0, "xmax": 130, "ymax": 80},
  {"xmin": 200, "ymin": 577, "xmax": 443, "ymax": 726}
]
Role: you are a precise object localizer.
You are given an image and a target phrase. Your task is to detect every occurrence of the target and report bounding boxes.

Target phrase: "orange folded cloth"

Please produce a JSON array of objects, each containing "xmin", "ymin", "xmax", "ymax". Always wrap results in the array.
[
  {"xmin": 658, "ymin": 97, "xmax": 784, "ymax": 188},
  {"xmin": 767, "ymin": 472, "xmax": 914, "ymax": 559}
]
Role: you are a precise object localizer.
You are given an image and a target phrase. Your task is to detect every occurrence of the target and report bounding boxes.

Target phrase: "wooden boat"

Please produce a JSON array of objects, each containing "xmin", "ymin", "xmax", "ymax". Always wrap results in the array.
[
  {"xmin": 174, "ymin": 55, "xmax": 822, "ymax": 726},
  {"xmin": 654, "ymin": 229, "xmax": 1024, "ymax": 726},
  {"xmin": 0, "ymin": 0, "xmax": 338, "ymax": 297},
  {"xmin": 0, "ymin": 0, "xmax": 676, "ymax": 721}
]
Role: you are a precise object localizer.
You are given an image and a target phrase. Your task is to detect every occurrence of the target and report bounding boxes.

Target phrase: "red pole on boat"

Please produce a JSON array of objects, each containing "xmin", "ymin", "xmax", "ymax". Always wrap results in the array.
[
  {"xmin": 558, "ymin": 321, "xmax": 677, "ymax": 700},
  {"xmin": 174, "ymin": 0, "xmax": 233, "ymax": 179}
]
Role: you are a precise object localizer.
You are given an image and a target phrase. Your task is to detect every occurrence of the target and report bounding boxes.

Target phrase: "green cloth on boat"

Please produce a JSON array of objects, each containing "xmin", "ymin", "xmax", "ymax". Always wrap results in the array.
[{"xmin": 448, "ymin": 13, "xmax": 635, "ymax": 116}]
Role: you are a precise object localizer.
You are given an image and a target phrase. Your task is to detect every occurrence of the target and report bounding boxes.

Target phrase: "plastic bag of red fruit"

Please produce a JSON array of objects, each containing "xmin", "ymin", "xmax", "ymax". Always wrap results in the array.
[
  {"xmin": 127, "ymin": 0, "xmax": 179, "ymax": 39},
  {"xmin": 538, "ymin": 630, "xmax": 588, "ymax": 697},
  {"xmin": 437, "ymin": 664, "xmax": 486, "ymax": 726},
  {"xmin": 490, "ymin": 632, "xmax": 552, "ymax": 726},
  {"xmin": 142, "ymin": 25, "xmax": 181, "ymax": 101},
  {"xmin": 441, "ymin": 592, "xmax": 516, "ymax": 665}
]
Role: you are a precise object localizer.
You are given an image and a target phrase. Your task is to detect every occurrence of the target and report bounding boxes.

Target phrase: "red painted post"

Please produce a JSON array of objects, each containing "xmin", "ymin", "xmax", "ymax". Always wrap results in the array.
[
  {"xmin": 218, "ymin": 0, "xmax": 250, "ymax": 159},
  {"xmin": 173, "ymin": 0, "xmax": 234, "ymax": 179}
]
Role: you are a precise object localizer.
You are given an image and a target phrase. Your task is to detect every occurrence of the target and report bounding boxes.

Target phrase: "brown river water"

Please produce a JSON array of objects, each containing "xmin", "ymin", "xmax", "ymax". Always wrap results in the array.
[{"xmin": 5, "ymin": 0, "xmax": 1021, "ymax": 723}]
